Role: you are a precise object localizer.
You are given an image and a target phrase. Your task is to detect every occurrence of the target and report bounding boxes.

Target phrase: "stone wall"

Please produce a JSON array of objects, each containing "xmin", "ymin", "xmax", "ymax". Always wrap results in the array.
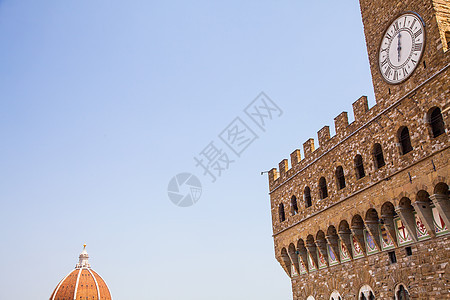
[
  {"xmin": 291, "ymin": 236, "xmax": 450, "ymax": 299},
  {"xmin": 266, "ymin": 0, "xmax": 450, "ymax": 299}
]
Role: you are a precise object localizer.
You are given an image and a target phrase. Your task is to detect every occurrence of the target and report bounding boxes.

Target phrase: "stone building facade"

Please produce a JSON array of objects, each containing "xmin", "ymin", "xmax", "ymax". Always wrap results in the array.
[{"xmin": 267, "ymin": 0, "xmax": 449, "ymax": 299}]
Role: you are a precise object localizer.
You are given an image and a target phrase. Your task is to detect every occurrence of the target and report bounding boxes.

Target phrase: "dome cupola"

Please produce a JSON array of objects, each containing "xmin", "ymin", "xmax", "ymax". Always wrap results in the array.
[{"xmin": 50, "ymin": 245, "xmax": 112, "ymax": 300}]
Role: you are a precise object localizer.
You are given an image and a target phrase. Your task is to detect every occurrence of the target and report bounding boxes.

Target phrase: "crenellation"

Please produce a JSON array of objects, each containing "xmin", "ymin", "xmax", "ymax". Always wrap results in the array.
[
  {"xmin": 334, "ymin": 111, "xmax": 349, "ymax": 137},
  {"xmin": 303, "ymin": 138, "xmax": 315, "ymax": 158},
  {"xmin": 278, "ymin": 159, "xmax": 289, "ymax": 178},
  {"xmin": 317, "ymin": 126, "xmax": 331, "ymax": 148},
  {"xmin": 290, "ymin": 149, "xmax": 301, "ymax": 168},
  {"xmin": 352, "ymin": 96, "xmax": 369, "ymax": 123},
  {"xmin": 268, "ymin": 168, "xmax": 279, "ymax": 187}
]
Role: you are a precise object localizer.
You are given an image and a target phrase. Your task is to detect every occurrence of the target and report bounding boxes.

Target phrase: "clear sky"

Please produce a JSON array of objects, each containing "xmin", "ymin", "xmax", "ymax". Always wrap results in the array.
[{"xmin": 0, "ymin": 1, "xmax": 376, "ymax": 299}]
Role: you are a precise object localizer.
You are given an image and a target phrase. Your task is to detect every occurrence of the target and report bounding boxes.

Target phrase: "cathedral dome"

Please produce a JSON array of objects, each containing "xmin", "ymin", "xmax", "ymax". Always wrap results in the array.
[{"xmin": 50, "ymin": 245, "xmax": 112, "ymax": 300}]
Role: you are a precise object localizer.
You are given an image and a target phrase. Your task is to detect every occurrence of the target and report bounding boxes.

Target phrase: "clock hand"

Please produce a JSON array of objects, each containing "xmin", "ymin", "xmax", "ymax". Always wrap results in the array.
[{"xmin": 397, "ymin": 32, "xmax": 402, "ymax": 62}]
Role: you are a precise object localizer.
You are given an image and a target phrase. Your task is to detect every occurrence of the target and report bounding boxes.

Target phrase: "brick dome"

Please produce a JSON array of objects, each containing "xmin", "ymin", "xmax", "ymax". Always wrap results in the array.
[{"xmin": 50, "ymin": 245, "xmax": 112, "ymax": 300}]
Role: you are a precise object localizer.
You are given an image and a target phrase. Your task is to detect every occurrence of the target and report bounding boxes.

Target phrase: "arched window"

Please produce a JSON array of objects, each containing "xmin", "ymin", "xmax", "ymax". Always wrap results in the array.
[
  {"xmin": 304, "ymin": 186, "xmax": 312, "ymax": 208},
  {"xmin": 355, "ymin": 154, "xmax": 365, "ymax": 179},
  {"xmin": 279, "ymin": 203, "xmax": 285, "ymax": 222},
  {"xmin": 335, "ymin": 166, "xmax": 346, "ymax": 190},
  {"xmin": 399, "ymin": 127, "xmax": 413, "ymax": 155},
  {"xmin": 330, "ymin": 291, "xmax": 342, "ymax": 300},
  {"xmin": 359, "ymin": 284, "xmax": 375, "ymax": 300},
  {"xmin": 319, "ymin": 177, "xmax": 328, "ymax": 199},
  {"xmin": 395, "ymin": 284, "xmax": 410, "ymax": 300},
  {"xmin": 429, "ymin": 107, "xmax": 445, "ymax": 138},
  {"xmin": 373, "ymin": 143, "xmax": 385, "ymax": 169},
  {"xmin": 307, "ymin": 296, "xmax": 315, "ymax": 300},
  {"xmin": 291, "ymin": 195, "xmax": 298, "ymax": 215}
]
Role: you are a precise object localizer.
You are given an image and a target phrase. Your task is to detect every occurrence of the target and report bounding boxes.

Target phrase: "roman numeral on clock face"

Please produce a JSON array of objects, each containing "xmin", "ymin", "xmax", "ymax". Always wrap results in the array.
[
  {"xmin": 385, "ymin": 67, "xmax": 393, "ymax": 78},
  {"xmin": 393, "ymin": 71, "xmax": 398, "ymax": 81},
  {"xmin": 414, "ymin": 28, "xmax": 422, "ymax": 38},
  {"xmin": 385, "ymin": 32, "xmax": 392, "ymax": 41},
  {"xmin": 393, "ymin": 21, "xmax": 399, "ymax": 32},
  {"xmin": 414, "ymin": 43, "xmax": 423, "ymax": 52},
  {"xmin": 402, "ymin": 67, "xmax": 409, "ymax": 77}
]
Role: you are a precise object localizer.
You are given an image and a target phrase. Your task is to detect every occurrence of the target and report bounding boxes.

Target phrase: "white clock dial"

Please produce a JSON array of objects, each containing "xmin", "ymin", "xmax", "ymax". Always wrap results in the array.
[{"xmin": 378, "ymin": 12, "xmax": 426, "ymax": 84}]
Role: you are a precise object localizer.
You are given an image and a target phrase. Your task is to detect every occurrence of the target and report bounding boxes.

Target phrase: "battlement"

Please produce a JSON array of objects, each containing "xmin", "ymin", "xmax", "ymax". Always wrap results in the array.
[{"xmin": 269, "ymin": 95, "xmax": 377, "ymax": 188}]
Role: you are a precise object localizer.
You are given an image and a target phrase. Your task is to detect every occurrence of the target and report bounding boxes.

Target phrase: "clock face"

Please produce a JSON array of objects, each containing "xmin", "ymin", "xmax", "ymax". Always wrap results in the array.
[{"xmin": 378, "ymin": 12, "xmax": 426, "ymax": 84}]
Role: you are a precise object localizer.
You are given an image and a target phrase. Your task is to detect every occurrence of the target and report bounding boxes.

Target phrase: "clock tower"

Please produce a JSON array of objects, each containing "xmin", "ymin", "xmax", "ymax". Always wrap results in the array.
[
  {"xmin": 265, "ymin": 0, "xmax": 449, "ymax": 299},
  {"xmin": 359, "ymin": 0, "xmax": 449, "ymax": 104}
]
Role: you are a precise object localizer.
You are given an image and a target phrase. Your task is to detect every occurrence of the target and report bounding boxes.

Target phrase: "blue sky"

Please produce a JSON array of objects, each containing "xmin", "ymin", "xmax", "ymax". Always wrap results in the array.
[{"xmin": 0, "ymin": 1, "xmax": 375, "ymax": 299}]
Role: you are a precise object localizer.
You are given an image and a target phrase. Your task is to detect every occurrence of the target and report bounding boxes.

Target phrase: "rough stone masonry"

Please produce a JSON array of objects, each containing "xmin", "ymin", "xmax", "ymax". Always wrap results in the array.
[{"xmin": 267, "ymin": 0, "xmax": 450, "ymax": 299}]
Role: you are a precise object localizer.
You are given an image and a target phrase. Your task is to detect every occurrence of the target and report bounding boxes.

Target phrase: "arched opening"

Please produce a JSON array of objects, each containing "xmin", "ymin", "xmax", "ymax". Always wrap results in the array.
[
  {"xmin": 394, "ymin": 284, "xmax": 410, "ymax": 300},
  {"xmin": 398, "ymin": 126, "xmax": 413, "ymax": 155},
  {"xmin": 304, "ymin": 186, "xmax": 312, "ymax": 208},
  {"xmin": 415, "ymin": 190, "xmax": 435, "ymax": 236},
  {"xmin": 288, "ymin": 243, "xmax": 299, "ymax": 274},
  {"xmin": 365, "ymin": 208, "xmax": 380, "ymax": 222},
  {"xmin": 306, "ymin": 296, "xmax": 315, "ymax": 300},
  {"xmin": 296, "ymin": 239, "xmax": 308, "ymax": 272},
  {"xmin": 316, "ymin": 230, "xmax": 328, "ymax": 267},
  {"xmin": 329, "ymin": 291, "xmax": 342, "ymax": 300},
  {"xmin": 380, "ymin": 201, "xmax": 398, "ymax": 247},
  {"xmin": 434, "ymin": 182, "xmax": 449, "ymax": 196},
  {"xmin": 397, "ymin": 197, "xmax": 418, "ymax": 242},
  {"xmin": 432, "ymin": 182, "xmax": 449, "ymax": 230},
  {"xmin": 365, "ymin": 208, "xmax": 381, "ymax": 251},
  {"xmin": 354, "ymin": 154, "xmax": 365, "ymax": 179},
  {"xmin": 319, "ymin": 177, "xmax": 328, "ymax": 199},
  {"xmin": 335, "ymin": 166, "xmax": 346, "ymax": 190},
  {"xmin": 339, "ymin": 220, "xmax": 350, "ymax": 233},
  {"xmin": 351, "ymin": 214, "xmax": 366, "ymax": 256},
  {"xmin": 305, "ymin": 234, "xmax": 318, "ymax": 268},
  {"xmin": 279, "ymin": 203, "xmax": 286, "ymax": 222},
  {"xmin": 428, "ymin": 107, "xmax": 445, "ymax": 138},
  {"xmin": 326, "ymin": 225, "xmax": 340, "ymax": 263},
  {"xmin": 291, "ymin": 195, "xmax": 298, "ymax": 215},
  {"xmin": 373, "ymin": 143, "xmax": 385, "ymax": 169},
  {"xmin": 351, "ymin": 214, "xmax": 365, "ymax": 229},
  {"xmin": 359, "ymin": 284, "xmax": 375, "ymax": 300},
  {"xmin": 280, "ymin": 248, "xmax": 292, "ymax": 276},
  {"xmin": 337, "ymin": 219, "xmax": 353, "ymax": 259}
]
